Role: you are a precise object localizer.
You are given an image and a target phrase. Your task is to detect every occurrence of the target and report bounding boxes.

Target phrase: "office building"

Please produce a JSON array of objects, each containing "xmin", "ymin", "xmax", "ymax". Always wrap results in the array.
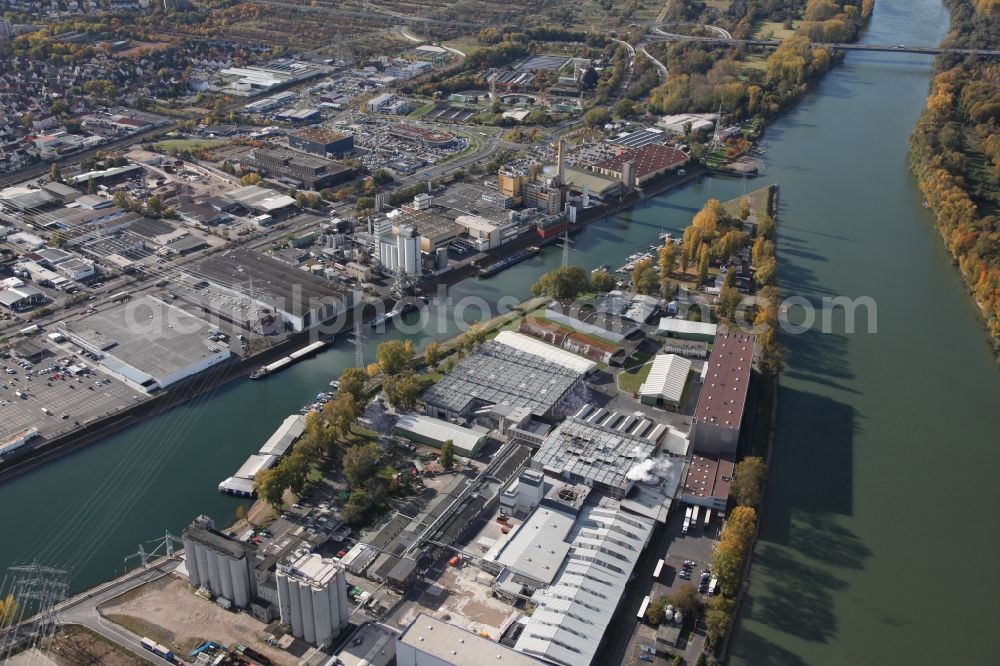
[{"xmin": 245, "ymin": 147, "xmax": 353, "ymax": 190}]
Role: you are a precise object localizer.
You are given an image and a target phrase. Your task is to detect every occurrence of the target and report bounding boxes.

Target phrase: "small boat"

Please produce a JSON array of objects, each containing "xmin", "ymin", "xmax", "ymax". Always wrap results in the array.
[{"xmin": 329, "ymin": 379, "xmax": 340, "ymax": 389}]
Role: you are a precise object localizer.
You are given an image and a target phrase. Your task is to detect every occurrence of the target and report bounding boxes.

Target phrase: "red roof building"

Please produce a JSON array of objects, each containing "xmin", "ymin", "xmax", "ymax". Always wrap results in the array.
[
  {"xmin": 691, "ymin": 331, "xmax": 755, "ymax": 455},
  {"xmin": 593, "ymin": 143, "xmax": 689, "ymax": 186}
]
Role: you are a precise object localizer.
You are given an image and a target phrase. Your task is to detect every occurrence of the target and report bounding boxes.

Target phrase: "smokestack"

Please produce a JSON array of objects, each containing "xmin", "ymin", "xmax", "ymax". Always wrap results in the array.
[{"xmin": 556, "ymin": 140, "xmax": 565, "ymax": 184}]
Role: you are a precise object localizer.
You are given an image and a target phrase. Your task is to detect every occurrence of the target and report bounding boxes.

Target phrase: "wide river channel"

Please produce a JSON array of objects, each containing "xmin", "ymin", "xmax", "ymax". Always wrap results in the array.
[{"xmin": 3, "ymin": 0, "xmax": 1000, "ymax": 661}]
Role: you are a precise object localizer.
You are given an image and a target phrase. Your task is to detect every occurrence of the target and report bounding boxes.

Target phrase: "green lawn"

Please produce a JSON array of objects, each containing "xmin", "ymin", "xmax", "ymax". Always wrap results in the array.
[
  {"xmin": 754, "ymin": 20, "xmax": 800, "ymax": 41},
  {"xmin": 409, "ymin": 101, "xmax": 437, "ymax": 117},
  {"xmin": 721, "ymin": 186, "xmax": 771, "ymax": 219},
  {"xmin": 618, "ymin": 360, "xmax": 653, "ymax": 394}
]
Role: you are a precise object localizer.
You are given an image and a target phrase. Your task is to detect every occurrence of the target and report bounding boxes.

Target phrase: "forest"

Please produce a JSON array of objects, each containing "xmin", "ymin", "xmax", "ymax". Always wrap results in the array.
[{"xmin": 911, "ymin": 0, "xmax": 1000, "ymax": 353}]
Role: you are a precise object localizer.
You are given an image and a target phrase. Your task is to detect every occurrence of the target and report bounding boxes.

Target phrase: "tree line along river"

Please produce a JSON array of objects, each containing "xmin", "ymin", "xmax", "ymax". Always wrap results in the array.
[{"xmin": 3, "ymin": 1, "xmax": 1000, "ymax": 662}]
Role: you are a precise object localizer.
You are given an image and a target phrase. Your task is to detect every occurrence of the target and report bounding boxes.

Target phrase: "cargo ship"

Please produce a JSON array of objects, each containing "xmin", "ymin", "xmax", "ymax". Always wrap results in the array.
[
  {"xmin": 250, "ymin": 339, "xmax": 329, "ymax": 380},
  {"xmin": 478, "ymin": 246, "xmax": 540, "ymax": 278}
]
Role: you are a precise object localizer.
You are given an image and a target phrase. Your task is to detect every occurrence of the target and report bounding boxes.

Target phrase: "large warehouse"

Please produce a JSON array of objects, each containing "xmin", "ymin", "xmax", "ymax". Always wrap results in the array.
[
  {"xmin": 190, "ymin": 249, "xmax": 353, "ymax": 331},
  {"xmin": 691, "ymin": 331, "xmax": 756, "ymax": 455},
  {"xmin": 638, "ymin": 353, "xmax": 692, "ymax": 408},
  {"xmin": 493, "ymin": 330, "xmax": 597, "ymax": 375},
  {"xmin": 421, "ymin": 341, "xmax": 586, "ymax": 420},
  {"xmin": 394, "ymin": 413, "xmax": 488, "ymax": 457},
  {"xmin": 59, "ymin": 295, "xmax": 231, "ymax": 392}
]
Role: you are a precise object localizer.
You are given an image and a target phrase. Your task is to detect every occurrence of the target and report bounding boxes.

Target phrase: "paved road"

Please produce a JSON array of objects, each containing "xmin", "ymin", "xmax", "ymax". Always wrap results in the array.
[{"xmin": 1, "ymin": 558, "xmax": 180, "ymax": 664}]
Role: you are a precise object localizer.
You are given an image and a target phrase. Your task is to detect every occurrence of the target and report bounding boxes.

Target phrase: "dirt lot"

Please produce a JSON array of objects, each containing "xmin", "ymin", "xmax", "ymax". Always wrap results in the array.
[
  {"xmin": 99, "ymin": 575, "xmax": 299, "ymax": 665},
  {"xmin": 24, "ymin": 624, "xmax": 147, "ymax": 666}
]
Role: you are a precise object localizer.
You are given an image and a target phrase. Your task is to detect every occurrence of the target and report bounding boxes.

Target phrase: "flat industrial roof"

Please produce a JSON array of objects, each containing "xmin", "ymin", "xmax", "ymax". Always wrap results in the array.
[
  {"xmin": 421, "ymin": 341, "xmax": 583, "ymax": 417},
  {"xmin": 190, "ymin": 248, "xmax": 349, "ymax": 318},
  {"xmin": 398, "ymin": 614, "xmax": 540, "ymax": 666},
  {"xmin": 532, "ymin": 409, "xmax": 660, "ymax": 494},
  {"xmin": 494, "ymin": 505, "xmax": 575, "ymax": 586},
  {"xmin": 234, "ymin": 453, "xmax": 278, "ymax": 480},
  {"xmin": 59, "ymin": 295, "xmax": 228, "ymax": 386},
  {"xmin": 682, "ymin": 453, "xmax": 734, "ymax": 500},
  {"xmin": 693, "ymin": 331, "xmax": 755, "ymax": 430},
  {"xmin": 658, "ymin": 318, "xmax": 718, "ymax": 338}
]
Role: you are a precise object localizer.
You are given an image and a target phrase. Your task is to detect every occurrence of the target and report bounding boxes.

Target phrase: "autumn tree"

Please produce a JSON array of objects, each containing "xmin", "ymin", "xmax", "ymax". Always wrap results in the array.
[
  {"xmin": 658, "ymin": 242, "xmax": 679, "ymax": 293},
  {"xmin": 376, "ymin": 339, "xmax": 413, "ymax": 376},
  {"xmin": 697, "ymin": 243, "xmax": 711, "ymax": 285},
  {"xmin": 50, "ymin": 162, "xmax": 62, "ymax": 183},
  {"xmin": 462, "ymin": 323, "xmax": 487, "ymax": 351},
  {"xmin": 324, "ymin": 392, "xmax": 360, "ymax": 439},
  {"xmin": 424, "ymin": 341, "xmax": 441, "ymax": 368},
  {"xmin": 705, "ymin": 596, "xmax": 735, "ymax": 646},
  {"xmin": 631, "ymin": 257, "xmax": 658, "ymax": 295},
  {"xmin": 384, "ymin": 371, "xmax": 423, "ymax": 410},
  {"xmin": 732, "ymin": 456, "xmax": 767, "ymax": 507}
]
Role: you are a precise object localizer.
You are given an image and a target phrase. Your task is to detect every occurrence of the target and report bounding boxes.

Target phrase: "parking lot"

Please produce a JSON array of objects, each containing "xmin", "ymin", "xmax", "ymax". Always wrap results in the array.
[{"xmin": 0, "ymin": 351, "xmax": 144, "ymax": 441}]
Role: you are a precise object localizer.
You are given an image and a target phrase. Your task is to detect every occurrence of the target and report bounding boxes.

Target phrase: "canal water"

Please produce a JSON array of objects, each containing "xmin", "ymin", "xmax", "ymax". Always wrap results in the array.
[{"xmin": 5, "ymin": 0, "xmax": 1000, "ymax": 660}]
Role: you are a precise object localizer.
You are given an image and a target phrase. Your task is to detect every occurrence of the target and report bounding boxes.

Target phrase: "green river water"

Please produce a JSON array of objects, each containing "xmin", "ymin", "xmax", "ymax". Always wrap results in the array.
[{"xmin": 3, "ymin": 0, "xmax": 1000, "ymax": 661}]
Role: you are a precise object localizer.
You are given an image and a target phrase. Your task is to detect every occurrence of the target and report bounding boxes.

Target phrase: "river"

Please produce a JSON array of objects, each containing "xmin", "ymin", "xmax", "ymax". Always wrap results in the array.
[
  {"xmin": 729, "ymin": 0, "xmax": 1000, "ymax": 663},
  {"xmin": 4, "ymin": 0, "xmax": 1000, "ymax": 660}
]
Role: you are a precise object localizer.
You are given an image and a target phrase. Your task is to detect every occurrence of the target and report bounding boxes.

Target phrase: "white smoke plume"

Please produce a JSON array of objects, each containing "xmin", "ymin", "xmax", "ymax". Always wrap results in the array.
[{"xmin": 626, "ymin": 456, "xmax": 673, "ymax": 484}]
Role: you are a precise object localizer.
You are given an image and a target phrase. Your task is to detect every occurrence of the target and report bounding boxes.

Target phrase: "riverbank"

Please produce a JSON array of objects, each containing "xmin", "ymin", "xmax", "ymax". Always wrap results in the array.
[
  {"xmin": 909, "ymin": 0, "xmax": 1000, "ymax": 357},
  {"xmin": 0, "ymin": 166, "xmax": 710, "ymax": 484}
]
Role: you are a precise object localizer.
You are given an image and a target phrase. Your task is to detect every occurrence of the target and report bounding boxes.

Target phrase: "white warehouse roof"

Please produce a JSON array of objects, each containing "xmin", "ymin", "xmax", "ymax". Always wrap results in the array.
[
  {"xmin": 657, "ymin": 318, "xmax": 718, "ymax": 338},
  {"xmin": 394, "ymin": 413, "xmax": 488, "ymax": 455},
  {"xmin": 259, "ymin": 414, "xmax": 306, "ymax": 457},
  {"xmin": 639, "ymin": 354, "xmax": 692, "ymax": 404},
  {"xmin": 234, "ymin": 453, "xmax": 278, "ymax": 480},
  {"xmin": 494, "ymin": 330, "xmax": 597, "ymax": 375}
]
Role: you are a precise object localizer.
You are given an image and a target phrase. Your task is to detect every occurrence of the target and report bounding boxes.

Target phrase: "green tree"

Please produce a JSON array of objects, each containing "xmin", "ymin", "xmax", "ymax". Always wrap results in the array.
[
  {"xmin": 591, "ymin": 269, "xmax": 616, "ymax": 292},
  {"xmin": 147, "ymin": 195, "xmax": 163, "ymax": 215},
  {"xmin": 732, "ymin": 456, "xmax": 767, "ymax": 507},
  {"xmin": 717, "ymin": 285, "xmax": 741, "ymax": 320},
  {"xmin": 86, "ymin": 178, "xmax": 95, "ymax": 195},
  {"xmin": 343, "ymin": 442, "xmax": 381, "ymax": 488},
  {"xmin": 50, "ymin": 162, "xmax": 62, "ymax": 183},
  {"xmin": 338, "ymin": 366, "xmax": 367, "ymax": 403},
  {"xmin": 631, "ymin": 257, "xmax": 658, "ymax": 295},
  {"xmin": 377, "ymin": 339, "xmax": 412, "ymax": 376},
  {"xmin": 583, "ymin": 106, "xmax": 612, "ymax": 128},
  {"xmin": 240, "ymin": 172, "xmax": 262, "ymax": 186},
  {"xmin": 384, "ymin": 371, "xmax": 423, "ymax": 409},
  {"xmin": 50, "ymin": 230, "xmax": 66, "ymax": 248},
  {"xmin": 343, "ymin": 488, "xmax": 374, "ymax": 525},
  {"xmin": 646, "ymin": 596, "xmax": 666, "ymax": 624},
  {"xmin": 295, "ymin": 192, "xmax": 309, "ymax": 208},
  {"xmin": 49, "ymin": 100, "xmax": 68, "ymax": 116},
  {"xmin": 531, "ymin": 266, "xmax": 590, "ymax": 300},
  {"xmin": 440, "ymin": 439, "xmax": 456, "ymax": 469},
  {"xmin": 424, "ymin": 341, "xmax": 442, "ymax": 367}
]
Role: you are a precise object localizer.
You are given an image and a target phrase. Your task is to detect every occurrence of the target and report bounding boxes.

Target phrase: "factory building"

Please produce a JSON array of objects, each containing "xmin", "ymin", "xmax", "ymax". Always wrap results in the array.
[
  {"xmin": 379, "ymin": 225, "xmax": 421, "ymax": 276},
  {"xmin": 394, "ymin": 413, "xmax": 489, "ymax": 457},
  {"xmin": 244, "ymin": 147, "xmax": 353, "ymax": 191},
  {"xmin": 397, "ymin": 614, "xmax": 540, "ymax": 666},
  {"xmin": 638, "ymin": 354, "xmax": 693, "ymax": 408},
  {"xmin": 190, "ymin": 249, "xmax": 353, "ymax": 331},
  {"xmin": 421, "ymin": 341, "xmax": 586, "ymax": 420},
  {"xmin": 182, "ymin": 515, "xmax": 257, "ymax": 609},
  {"xmin": 288, "ymin": 127, "xmax": 355, "ymax": 157},
  {"xmin": 593, "ymin": 144, "xmax": 689, "ymax": 187},
  {"xmin": 691, "ymin": 331, "xmax": 755, "ymax": 455},
  {"xmin": 276, "ymin": 553, "xmax": 350, "ymax": 647}
]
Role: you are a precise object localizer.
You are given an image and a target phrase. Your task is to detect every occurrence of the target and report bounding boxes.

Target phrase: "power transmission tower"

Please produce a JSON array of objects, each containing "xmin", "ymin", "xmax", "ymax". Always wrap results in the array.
[
  {"xmin": 352, "ymin": 317, "xmax": 365, "ymax": 369},
  {"xmin": 123, "ymin": 532, "xmax": 184, "ymax": 572},
  {"xmin": 0, "ymin": 563, "xmax": 69, "ymax": 659}
]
